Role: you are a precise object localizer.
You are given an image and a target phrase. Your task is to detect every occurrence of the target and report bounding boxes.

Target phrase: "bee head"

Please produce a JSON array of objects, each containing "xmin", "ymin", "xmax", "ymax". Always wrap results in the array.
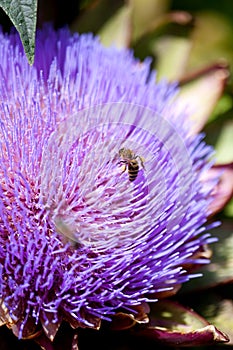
[{"xmin": 119, "ymin": 148, "xmax": 125, "ymax": 156}]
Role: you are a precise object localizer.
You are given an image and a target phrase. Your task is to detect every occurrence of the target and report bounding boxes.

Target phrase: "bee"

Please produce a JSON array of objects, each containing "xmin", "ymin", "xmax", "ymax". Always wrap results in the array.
[{"xmin": 118, "ymin": 148, "xmax": 145, "ymax": 182}]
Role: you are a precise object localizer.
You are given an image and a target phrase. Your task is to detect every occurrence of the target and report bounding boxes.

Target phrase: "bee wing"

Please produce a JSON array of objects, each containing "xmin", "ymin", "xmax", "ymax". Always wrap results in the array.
[{"xmin": 138, "ymin": 156, "xmax": 145, "ymax": 169}]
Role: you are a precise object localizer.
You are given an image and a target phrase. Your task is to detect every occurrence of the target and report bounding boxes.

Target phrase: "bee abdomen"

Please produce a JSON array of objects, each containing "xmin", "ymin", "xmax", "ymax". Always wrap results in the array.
[{"xmin": 128, "ymin": 162, "xmax": 139, "ymax": 182}]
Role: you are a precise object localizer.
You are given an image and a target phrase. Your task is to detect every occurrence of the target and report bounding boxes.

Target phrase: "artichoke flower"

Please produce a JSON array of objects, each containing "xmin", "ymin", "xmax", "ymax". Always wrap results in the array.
[{"xmin": 0, "ymin": 24, "xmax": 230, "ymax": 349}]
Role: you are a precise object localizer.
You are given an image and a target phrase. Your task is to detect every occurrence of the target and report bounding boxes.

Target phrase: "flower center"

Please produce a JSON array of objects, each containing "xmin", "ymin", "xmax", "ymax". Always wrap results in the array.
[{"xmin": 39, "ymin": 103, "xmax": 195, "ymax": 254}]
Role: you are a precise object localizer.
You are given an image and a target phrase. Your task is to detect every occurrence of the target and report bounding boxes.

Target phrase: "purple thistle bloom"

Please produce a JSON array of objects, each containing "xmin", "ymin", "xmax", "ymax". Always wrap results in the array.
[{"xmin": 0, "ymin": 27, "xmax": 218, "ymax": 339}]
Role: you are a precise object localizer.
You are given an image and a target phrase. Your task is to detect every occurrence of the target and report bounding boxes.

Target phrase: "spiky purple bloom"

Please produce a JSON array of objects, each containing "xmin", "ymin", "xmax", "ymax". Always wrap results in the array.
[{"xmin": 0, "ymin": 27, "xmax": 217, "ymax": 338}]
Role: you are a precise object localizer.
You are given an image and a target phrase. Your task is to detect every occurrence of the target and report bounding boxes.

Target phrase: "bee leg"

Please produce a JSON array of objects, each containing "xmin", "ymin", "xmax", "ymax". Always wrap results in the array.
[
  {"xmin": 136, "ymin": 156, "xmax": 145, "ymax": 169},
  {"xmin": 121, "ymin": 164, "xmax": 127, "ymax": 174},
  {"xmin": 117, "ymin": 160, "xmax": 127, "ymax": 173}
]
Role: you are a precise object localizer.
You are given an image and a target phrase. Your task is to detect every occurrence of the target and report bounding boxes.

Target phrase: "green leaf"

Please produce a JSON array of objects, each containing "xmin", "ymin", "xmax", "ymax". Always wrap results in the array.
[
  {"xmin": 132, "ymin": 300, "xmax": 229, "ymax": 347},
  {"xmin": 98, "ymin": 4, "xmax": 132, "ymax": 49},
  {"xmin": 0, "ymin": 0, "xmax": 38, "ymax": 65},
  {"xmin": 181, "ymin": 220, "xmax": 233, "ymax": 292},
  {"xmin": 130, "ymin": 0, "xmax": 170, "ymax": 41},
  {"xmin": 215, "ymin": 121, "xmax": 233, "ymax": 163},
  {"xmin": 132, "ymin": 11, "xmax": 194, "ymax": 65},
  {"xmin": 204, "ymin": 299, "xmax": 233, "ymax": 346},
  {"xmin": 154, "ymin": 36, "xmax": 192, "ymax": 81},
  {"xmin": 208, "ymin": 94, "xmax": 233, "ymax": 123},
  {"xmin": 184, "ymin": 11, "xmax": 233, "ymax": 75},
  {"xmin": 177, "ymin": 291, "xmax": 233, "ymax": 347},
  {"xmin": 225, "ymin": 198, "xmax": 233, "ymax": 217}
]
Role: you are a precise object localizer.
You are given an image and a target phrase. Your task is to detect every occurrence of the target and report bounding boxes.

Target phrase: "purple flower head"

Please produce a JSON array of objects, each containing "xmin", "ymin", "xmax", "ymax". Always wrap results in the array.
[{"xmin": 0, "ymin": 27, "xmax": 218, "ymax": 339}]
